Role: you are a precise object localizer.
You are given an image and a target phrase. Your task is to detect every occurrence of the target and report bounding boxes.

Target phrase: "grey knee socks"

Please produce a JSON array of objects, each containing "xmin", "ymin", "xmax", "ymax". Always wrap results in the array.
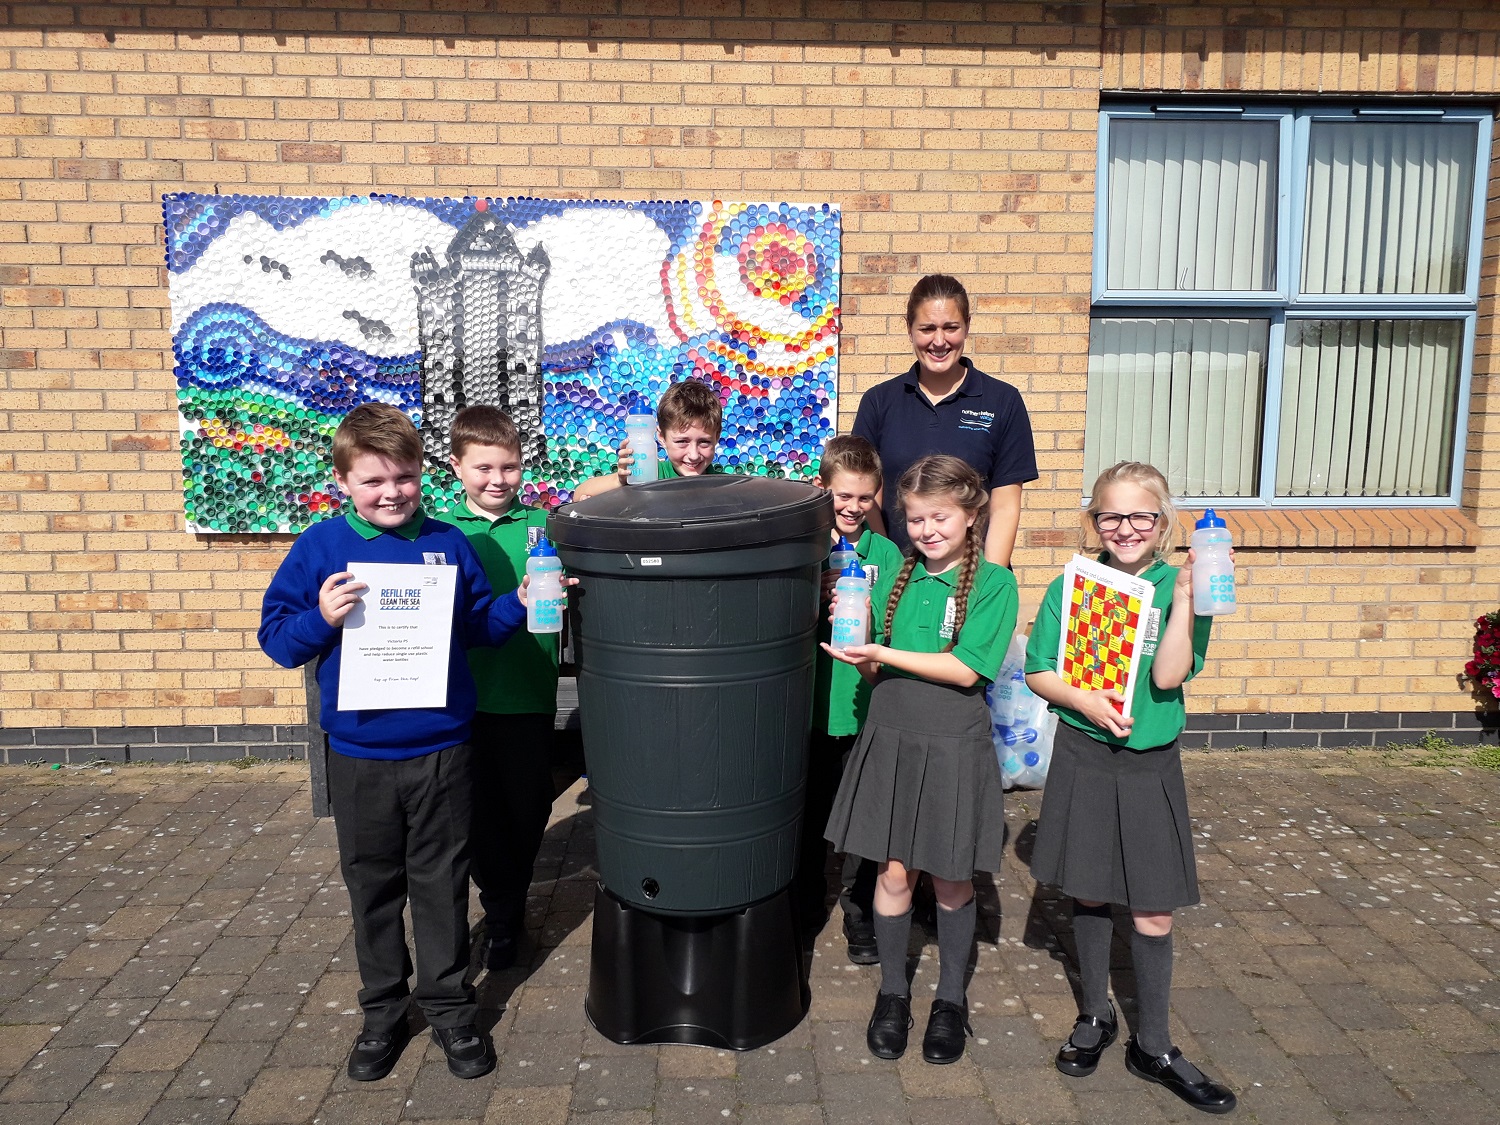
[
  {"xmin": 1070, "ymin": 901, "xmax": 1114, "ymax": 1048},
  {"xmin": 872, "ymin": 906, "xmax": 913, "ymax": 998},
  {"xmin": 1130, "ymin": 928, "xmax": 1174, "ymax": 1056},
  {"xmin": 934, "ymin": 896, "xmax": 975, "ymax": 1006}
]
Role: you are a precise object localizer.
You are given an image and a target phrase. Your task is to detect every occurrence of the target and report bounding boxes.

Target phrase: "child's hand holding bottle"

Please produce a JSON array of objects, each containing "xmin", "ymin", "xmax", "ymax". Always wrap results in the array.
[
  {"xmin": 612, "ymin": 438, "xmax": 636, "ymax": 489},
  {"xmin": 1174, "ymin": 545, "xmax": 1237, "ymax": 612}
]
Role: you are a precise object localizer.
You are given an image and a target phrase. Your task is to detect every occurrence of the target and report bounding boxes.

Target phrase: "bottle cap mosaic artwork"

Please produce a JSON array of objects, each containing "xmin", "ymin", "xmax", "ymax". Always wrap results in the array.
[{"xmin": 164, "ymin": 194, "xmax": 841, "ymax": 533}]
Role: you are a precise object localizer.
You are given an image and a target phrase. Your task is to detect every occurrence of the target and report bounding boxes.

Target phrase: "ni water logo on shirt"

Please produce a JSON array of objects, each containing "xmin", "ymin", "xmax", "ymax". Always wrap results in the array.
[
  {"xmin": 1139, "ymin": 607, "xmax": 1162, "ymax": 658},
  {"xmin": 958, "ymin": 407, "xmax": 996, "ymax": 432},
  {"xmin": 940, "ymin": 596, "xmax": 957, "ymax": 640}
]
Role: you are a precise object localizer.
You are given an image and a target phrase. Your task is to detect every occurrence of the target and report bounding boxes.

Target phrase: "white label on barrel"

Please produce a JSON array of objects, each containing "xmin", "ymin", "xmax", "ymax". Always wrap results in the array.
[{"xmin": 640, "ymin": 556, "xmax": 663, "ymax": 566}]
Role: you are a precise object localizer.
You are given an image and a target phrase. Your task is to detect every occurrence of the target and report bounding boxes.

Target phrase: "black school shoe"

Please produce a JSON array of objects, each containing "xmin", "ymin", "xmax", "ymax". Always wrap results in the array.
[
  {"xmin": 1124, "ymin": 1037, "xmax": 1237, "ymax": 1114},
  {"xmin": 431, "ymin": 1024, "xmax": 496, "ymax": 1079},
  {"xmin": 843, "ymin": 915, "xmax": 879, "ymax": 965},
  {"xmin": 1055, "ymin": 1004, "xmax": 1117, "ymax": 1077},
  {"xmin": 921, "ymin": 999, "xmax": 972, "ymax": 1065},
  {"xmin": 346, "ymin": 1024, "xmax": 410, "ymax": 1082},
  {"xmin": 866, "ymin": 992, "xmax": 913, "ymax": 1059}
]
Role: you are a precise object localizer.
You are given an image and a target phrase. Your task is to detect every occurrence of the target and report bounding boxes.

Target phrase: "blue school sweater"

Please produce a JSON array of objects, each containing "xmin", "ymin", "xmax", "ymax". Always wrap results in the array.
[{"xmin": 258, "ymin": 511, "xmax": 527, "ymax": 760}]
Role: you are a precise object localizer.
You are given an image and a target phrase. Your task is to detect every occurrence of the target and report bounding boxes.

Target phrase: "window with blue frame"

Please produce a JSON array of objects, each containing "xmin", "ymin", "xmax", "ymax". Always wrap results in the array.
[{"xmin": 1085, "ymin": 104, "xmax": 1491, "ymax": 507}]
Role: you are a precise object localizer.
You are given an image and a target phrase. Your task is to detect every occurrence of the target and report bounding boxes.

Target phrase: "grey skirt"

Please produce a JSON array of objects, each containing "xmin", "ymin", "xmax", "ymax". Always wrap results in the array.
[
  {"xmin": 1029, "ymin": 720, "xmax": 1200, "ymax": 912},
  {"xmin": 824, "ymin": 674, "xmax": 1006, "ymax": 883}
]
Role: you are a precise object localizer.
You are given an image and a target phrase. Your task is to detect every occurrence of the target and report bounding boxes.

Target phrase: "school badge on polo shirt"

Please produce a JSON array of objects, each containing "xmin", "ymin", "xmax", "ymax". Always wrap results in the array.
[
  {"xmin": 526, "ymin": 526, "xmax": 544, "ymax": 549},
  {"xmin": 940, "ymin": 596, "xmax": 957, "ymax": 640},
  {"xmin": 422, "ymin": 552, "xmax": 447, "ymax": 565},
  {"xmin": 863, "ymin": 564, "xmax": 880, "ymax": 586}
]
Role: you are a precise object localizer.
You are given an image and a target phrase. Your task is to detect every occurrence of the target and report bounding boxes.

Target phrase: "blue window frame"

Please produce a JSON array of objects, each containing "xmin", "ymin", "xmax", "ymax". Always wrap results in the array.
[{"xmin": 1087, "ymin": 103, "xmax": 1491, "ymax": 508}]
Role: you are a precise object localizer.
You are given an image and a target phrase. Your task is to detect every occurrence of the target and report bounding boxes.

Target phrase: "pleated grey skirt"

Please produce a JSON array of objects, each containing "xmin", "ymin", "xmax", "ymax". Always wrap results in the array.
[
  {"xmin": 1029, "ymin": 720, "xmax": 1200, "ymax": 912},
  {"xmin": 824, "ymin": 674, "xmax": 1006, "ymax": 883}
]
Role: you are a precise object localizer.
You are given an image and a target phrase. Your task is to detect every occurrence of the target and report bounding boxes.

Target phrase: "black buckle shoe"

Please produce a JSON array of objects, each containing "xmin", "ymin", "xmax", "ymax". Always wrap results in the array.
[
  {"xmin": 843, "ymin": 916, "xmax": 879, "ymax": 965},
  {"xmin": 1124, "ymin": 1037, "xmax": 1237, "ymax": 1114},
  {"xmin": 346, "ymin": 1024, "xmax": 409, "ymax": 1082},
  {"xmin": 866, "ymin": 992, "xmax": 913, "ymax": 1059},
  {"xmin": 921, "ymin": 999, "xmax": 972, "ymax": 1065},
  {"xmin": 431, "ymin": 1024, "xmax": 496, "ymax": 1080},
  {"xmin": 1055, "ymin": 1004, "xmax": 1118, "ymax": 1077}
]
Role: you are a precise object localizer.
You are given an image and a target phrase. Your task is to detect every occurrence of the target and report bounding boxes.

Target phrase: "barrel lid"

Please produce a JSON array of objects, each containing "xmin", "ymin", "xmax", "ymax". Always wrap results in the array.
[{"xmin": 549, "ymin": 474, "xmax": 833, "ymax": 553}]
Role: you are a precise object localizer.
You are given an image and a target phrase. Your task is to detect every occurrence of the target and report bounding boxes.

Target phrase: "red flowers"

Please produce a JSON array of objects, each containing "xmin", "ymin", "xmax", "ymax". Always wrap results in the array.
[{"xmin": 1466, "ymin": 612, "xmax": 1500, "ymax": 699}]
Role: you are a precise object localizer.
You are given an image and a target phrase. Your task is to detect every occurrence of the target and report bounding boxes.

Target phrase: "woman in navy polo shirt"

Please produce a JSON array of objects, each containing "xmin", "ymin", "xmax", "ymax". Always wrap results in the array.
[{"xmin": 853, "ymin": 275, "xmax": 1037, "ymax": 566}]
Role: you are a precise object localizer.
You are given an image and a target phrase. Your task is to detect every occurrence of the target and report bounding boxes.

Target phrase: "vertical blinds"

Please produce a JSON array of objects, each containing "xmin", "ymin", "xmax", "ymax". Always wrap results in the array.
[
  {"xmin": 1106, "ymin": 119, "xmax": 1278, "ymax": 291},
  {"xmin": 1091, "ymin": 109, "xmax": 1478, "ymax": 503},
  {"xmin": 1302, "ymin": 122, "xmax": 1476, "ymax": 295},
  {"xmin": 1085, "ymin": 318, "xmax": 1268, "ymax": 498},
  {"xmin": 1278, "ymin": 319, "xmax": 1462, "ymax": 498}
]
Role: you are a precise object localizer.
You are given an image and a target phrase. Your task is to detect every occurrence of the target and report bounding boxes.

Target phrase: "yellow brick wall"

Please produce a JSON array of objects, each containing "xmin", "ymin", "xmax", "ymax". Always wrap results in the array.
[{"xmin": 0, "ymin": 1, "xmax": 1496, "ymax": 731}]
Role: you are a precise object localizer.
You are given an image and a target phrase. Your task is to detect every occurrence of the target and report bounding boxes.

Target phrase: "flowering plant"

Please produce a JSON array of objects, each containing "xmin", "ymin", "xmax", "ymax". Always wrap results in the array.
[{"xmin": 1465, "ymin": 612, "xmax": 1500, "ymax": 699}]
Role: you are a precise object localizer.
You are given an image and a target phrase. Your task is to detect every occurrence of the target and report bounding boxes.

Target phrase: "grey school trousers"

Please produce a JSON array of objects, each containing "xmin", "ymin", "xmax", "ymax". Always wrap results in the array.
[{"xmin": 328, "ymin": 743, "xmax": 476, "ymax": 1034}]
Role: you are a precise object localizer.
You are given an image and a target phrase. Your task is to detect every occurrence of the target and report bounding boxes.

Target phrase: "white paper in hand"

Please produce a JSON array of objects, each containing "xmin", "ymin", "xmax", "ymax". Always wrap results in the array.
[{"xmin": 337, "ymin": 561, "xmax": 457, "ymax": 711}]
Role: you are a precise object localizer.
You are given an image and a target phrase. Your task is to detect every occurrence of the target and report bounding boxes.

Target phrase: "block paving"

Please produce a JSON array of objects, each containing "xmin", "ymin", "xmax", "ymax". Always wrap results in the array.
[{"xmin": 0, "ymin": 754, "xmax": 1498, "ymax": 1123}]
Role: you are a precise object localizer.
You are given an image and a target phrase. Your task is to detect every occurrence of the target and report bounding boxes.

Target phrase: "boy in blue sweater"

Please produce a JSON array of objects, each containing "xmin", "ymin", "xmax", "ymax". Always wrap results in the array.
[{"xmin": 259, "ymin": 403, "xmax": 527, "ymax": 1083}]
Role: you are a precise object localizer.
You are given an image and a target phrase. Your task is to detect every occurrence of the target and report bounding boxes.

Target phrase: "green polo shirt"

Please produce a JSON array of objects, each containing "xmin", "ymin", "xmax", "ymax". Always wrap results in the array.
[
  {"xmin": 813, "ymin": 526, "xmax": 906, "ymax": 737},
  {"xmin": 880, "ymin": 557, "xmax": 1018, "ymax": 685},
  {"xmin": 658, "ymin": 458, "xmax": 724, "ymax": 479},
  {"xmin": 346, "ymin": 509, "xmax": 425, "ymax": 540},
  {"xmin": 436, "ymin": 497, "xmax": 559, "ymax": 716},
  {"xmin": 1025, "ymin": 556, "xmax": 1212, "ymax": 751}
]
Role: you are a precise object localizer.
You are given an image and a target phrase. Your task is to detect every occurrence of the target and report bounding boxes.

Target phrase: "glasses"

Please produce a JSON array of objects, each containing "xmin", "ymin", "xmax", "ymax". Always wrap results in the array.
[{"xmin": 1093, "ymin": 511, "xmax": 1161, "ymax": 532}]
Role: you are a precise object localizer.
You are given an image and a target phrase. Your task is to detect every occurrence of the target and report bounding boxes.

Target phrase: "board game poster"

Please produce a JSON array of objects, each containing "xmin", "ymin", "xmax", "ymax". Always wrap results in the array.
[{"xmin": 1057, "ymin": 555, "xmax": 1157, "ymax": 719}]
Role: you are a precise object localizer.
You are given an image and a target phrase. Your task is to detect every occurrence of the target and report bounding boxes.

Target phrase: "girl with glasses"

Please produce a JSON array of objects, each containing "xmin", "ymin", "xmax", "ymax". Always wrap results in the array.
[{"xmin": 1021, "ymin": 461, "xmax": 1237, "ymax": 1115}]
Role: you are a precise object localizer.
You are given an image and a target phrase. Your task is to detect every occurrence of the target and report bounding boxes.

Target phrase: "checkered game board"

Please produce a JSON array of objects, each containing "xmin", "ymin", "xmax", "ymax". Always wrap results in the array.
[{"xmin": 1060, "ymin": 574, "xmax": 1143, "ymax": 698}]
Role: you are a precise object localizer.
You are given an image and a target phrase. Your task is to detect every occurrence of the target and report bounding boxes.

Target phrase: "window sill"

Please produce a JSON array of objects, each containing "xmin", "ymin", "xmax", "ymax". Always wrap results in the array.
[{"xmin": 1170, "ymin": 508, "xmax": 1478, "ymax": 549}]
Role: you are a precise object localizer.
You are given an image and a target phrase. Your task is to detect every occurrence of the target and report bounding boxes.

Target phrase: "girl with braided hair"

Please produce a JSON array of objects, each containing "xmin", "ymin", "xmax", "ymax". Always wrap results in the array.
[{"xmin": 822, "ymin": 454, "xmax": 1017, "ymax": 1066}]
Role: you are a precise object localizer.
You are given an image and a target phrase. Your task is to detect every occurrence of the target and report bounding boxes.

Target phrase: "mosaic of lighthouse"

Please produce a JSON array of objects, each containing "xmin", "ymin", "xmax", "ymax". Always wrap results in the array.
[
  {"xmin": 163, "ymin": 193, "xmax": 842, "ymax": 534},
  {"xmin": 412, "ymin": 208, "xmax": 551, "ymax": 472}
]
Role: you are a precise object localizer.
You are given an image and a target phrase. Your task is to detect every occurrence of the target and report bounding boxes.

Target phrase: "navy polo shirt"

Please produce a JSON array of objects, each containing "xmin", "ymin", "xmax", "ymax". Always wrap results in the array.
[{"xmin": 852, "ymin": 359, "xmax": 1037, "ymax": 552}]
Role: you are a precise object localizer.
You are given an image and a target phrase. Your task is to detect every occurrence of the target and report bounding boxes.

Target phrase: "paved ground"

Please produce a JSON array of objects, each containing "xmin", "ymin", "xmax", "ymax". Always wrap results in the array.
[{"xmin": 1, "ymin": 752, "xmax": 1499, "ymax": 1124}]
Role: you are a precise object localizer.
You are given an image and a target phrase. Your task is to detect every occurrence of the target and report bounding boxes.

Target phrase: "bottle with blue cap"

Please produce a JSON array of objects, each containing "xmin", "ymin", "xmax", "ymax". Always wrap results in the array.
[
  {"xmin": 1190, "ymin": 509, "xmax": 1236, "ymax": 616},
  {"xmin": 828, "ymin": 534, "xmax": 857, "ymax": 574},
  {"xmin": 526, "ymin": 535, "xmax": 565, "ymax": 634},
  {"xmin": 623, "ymin": 394, "xmax": 658, "ymax": 484},
  {"xmin": 829, "ymin": 560, "xmax": 870, "ymax": 652}
]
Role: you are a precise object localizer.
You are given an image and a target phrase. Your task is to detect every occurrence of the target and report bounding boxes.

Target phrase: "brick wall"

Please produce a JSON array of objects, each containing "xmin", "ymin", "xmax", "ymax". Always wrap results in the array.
[
  {"xmin": 1103, "ymin": 1, "xmax": 1500, "ymax": 94},
  {"xmin": 1, "ymin": 1, "xmax": 1497, "ymax": 745}
]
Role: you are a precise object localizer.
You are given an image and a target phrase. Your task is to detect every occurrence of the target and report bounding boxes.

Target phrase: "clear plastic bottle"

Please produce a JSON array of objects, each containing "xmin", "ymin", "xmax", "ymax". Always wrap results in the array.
[
  {"xmin": 1191, "ymin": 509, "xmax": 1236, "ymax": 616},
  {"xmin": 829, "ymin": 561, "xmax": 870, "ymax": 652},
  {"xmin": 828, "ymin": 534, "xmax": 856, "ymax": 575},
  {"xmin": 623, "ymin": 395, "xmax": 658, "ymax": 485},
  {"xmin": 526, "ymin": 536, "xmax": 565, "ymax": 634}
]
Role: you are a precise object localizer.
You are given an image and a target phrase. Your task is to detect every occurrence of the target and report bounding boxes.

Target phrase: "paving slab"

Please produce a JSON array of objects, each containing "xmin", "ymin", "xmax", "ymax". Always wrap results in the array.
[{"xmin": 0, "ymin": 755, "xmax": 1495, "ymax": 1122}]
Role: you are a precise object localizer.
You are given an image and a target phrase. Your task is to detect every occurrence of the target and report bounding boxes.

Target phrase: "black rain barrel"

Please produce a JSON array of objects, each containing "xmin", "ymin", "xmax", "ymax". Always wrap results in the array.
[{"xmin": 547, "ymin": 474, "xmax": 833, "ymax": 916}]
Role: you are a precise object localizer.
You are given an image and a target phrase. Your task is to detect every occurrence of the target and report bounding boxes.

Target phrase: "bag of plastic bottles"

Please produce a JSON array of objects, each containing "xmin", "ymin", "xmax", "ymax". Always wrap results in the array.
[{"xmin": 987, "ymin": 632, "xmax": 1057, "ymax": 790}]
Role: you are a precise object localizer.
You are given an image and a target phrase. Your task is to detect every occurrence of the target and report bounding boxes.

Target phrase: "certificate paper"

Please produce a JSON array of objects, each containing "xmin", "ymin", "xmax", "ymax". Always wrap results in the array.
[{"xmin": 337, "ymin": 562, "xmax": 457, "ymax": 711}]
